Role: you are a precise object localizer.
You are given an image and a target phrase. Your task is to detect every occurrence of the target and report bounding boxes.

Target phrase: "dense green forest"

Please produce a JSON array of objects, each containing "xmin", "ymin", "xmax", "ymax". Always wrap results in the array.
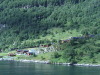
[{"xmin": 0, "ymin": 0, "xmax": 100, "ymax": 63}]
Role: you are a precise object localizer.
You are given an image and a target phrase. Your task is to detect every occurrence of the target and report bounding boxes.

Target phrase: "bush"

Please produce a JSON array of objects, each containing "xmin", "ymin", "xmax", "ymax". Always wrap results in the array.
[{"xmin": 51, "ymin": 52, "xmax": 61, "ymax": 59}]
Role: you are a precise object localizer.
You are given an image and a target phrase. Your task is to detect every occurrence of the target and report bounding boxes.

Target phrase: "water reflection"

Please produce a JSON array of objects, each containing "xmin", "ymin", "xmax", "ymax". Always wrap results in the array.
[{"xmin": 0, "ymin": 61, "xmax": 100, "ymax": 75}]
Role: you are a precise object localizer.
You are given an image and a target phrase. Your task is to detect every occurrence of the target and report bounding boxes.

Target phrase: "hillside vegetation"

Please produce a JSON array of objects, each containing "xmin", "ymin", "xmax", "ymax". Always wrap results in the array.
[{"xmin": 0, "ymin": 0, "xmax": 100, "ymax": 64}]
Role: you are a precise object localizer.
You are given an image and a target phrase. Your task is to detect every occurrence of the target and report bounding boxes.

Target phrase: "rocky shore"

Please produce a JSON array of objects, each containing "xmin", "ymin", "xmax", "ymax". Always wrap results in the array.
[
  {"xmin": 74, "ymin": 63, "xmax": 100, "ymax": 67},
  {"xmin": 0, "ymin": 58, "xmax": 100, "ymax": 67},
  {"xmin": 16, "ymin": 59, "xmax": 51, "ymax": 64}
]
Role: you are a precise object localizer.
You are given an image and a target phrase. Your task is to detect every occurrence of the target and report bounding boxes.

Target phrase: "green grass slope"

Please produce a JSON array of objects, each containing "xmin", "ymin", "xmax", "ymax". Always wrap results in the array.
[{"xmin": 0, "ymin": 0, "xmax": 100, "ymax": 64}]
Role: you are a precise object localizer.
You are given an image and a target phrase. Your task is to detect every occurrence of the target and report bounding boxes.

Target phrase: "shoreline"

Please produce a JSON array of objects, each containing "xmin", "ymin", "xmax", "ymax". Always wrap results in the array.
[{"xmin": 1, "ymin": 58, "xmax": 100, "ymax": 67}]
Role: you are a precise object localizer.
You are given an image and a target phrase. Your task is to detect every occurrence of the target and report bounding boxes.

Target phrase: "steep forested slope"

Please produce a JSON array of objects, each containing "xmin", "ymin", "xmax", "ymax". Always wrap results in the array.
[{"xmin": 0, "ymin": 0, "xmax": 100, "ymax": 51}]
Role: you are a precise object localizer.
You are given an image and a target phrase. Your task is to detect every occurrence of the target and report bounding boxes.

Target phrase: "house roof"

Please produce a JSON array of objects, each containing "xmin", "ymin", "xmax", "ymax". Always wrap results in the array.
[
  {"xmin": 17, "ymin": 50, "xmax": 21, "ymax": 51},
  {"xmin": 29, "ymin": 49, "xmax": 36, "ymax": 52}
]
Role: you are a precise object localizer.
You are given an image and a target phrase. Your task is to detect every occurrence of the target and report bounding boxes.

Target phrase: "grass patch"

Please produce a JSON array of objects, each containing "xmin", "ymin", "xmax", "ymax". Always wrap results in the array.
[
  {"xmin": 34, "ymin": 52, "xmax": 54, "ymax": 60},
  {"xmin": 0, "ymin": 53, "xmax": 8, "ymax": 56}
]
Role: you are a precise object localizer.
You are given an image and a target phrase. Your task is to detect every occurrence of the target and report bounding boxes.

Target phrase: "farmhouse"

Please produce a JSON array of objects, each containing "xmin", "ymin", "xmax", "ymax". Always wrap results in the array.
[
  {"xmin": 22, "ymin": 50, "xmax": 29, "ymax": 54},
  {"xmin": 8, "ymin": 53, "xmax": 16, "ymax": 56},
  {"xmin": 16, "ymin": 50, "xmax": 29, "ymax": 55}
]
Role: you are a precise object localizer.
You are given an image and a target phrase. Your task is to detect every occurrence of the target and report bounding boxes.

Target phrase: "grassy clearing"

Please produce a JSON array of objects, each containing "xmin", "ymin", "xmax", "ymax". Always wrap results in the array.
[
  {"xmin": 33, "ymin": 28, "xmax": 82, "ymax": 42},
  {"xmin": 15, "ymin": 55, "xmax": 35, "ymax": 60},
  {"xmin": 14, "ymin": 52, "xmax": 54, "ymax": 60},
  {"xmin": 0, "ymin": 51, "xmax": 16, "ymax": 57},
  {"xmin": 34, "ymin": 52, "xmax": 53, "ymax": 60},
  {"xmin": 0, "ymin": 53, "xmax": 8, "ymax": 56}
]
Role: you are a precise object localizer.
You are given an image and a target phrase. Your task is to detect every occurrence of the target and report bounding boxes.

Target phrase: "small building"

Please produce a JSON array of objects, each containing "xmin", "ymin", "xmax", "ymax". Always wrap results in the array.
[
  {"xmin": 22, "ymin": 50, "xmax": 29, "ymax": 54},
  {"xmin": 8, "ymin": 53, "xmax": 16, "ymax": 57},
  {"xmin": 16, "ymin": 50, "xmax": 29, "ymax": 54},
  {"xmin": 59, "ymin": 39, "xmax": 71, "ymax": 44},
  {"xmin": 28, "ymin": 49, "xmax": 38, "ymax": 55},
  {"xmin": 16, "ymin": 50, "xmax": 23, "ymax": 54},
  {"xmin": 27, "ymin": 52, "xmax": 33, "ymax": 55},
  {"xmin": 41, "ymin": 44, "xmax": 51, "ymax": 47},
  {"xmin": 16, "ymin": 50, "xmax": 22, "ymax": 52}
]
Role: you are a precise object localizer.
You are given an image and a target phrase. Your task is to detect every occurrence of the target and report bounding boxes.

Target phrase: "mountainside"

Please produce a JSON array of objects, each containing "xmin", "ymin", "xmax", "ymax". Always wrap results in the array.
[
  {"xmin": 0, "ymin": 0, "xmax": 99, "ymax": 50},
  {"xmin": 0, "ymin": 0, "xmax": 100, "ymax": 64}
]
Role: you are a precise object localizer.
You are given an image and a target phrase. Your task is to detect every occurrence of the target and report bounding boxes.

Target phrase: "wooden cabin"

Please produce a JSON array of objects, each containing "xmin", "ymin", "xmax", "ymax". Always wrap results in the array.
[
  {"xmin": 22, "ymin": 50, "xmax": 29, "ymax": 54},
  {"xmin": 59, "ymin": 39, "xmax": 71, "ymax": 44},
  {"xmin": 27, "ymin": 52, "xmax": 33, "ymax": 56},
  {"xmin": 16, "ymin": 50, "xmax": 29, "ymax": 54},
  {"xmin": 16, "ymin": 50, "xmax": 22, "ymax": 52},
  {"xmin": 16, "ymin": 50, "xmax": 23, "ymax": 54},
  {"xmin": 8, "ymin": 53, "xmax": 16, "ymax": 56},
  {"xmin": 42, "ymin": 44, "xmax": 51, "ymax": 47}
]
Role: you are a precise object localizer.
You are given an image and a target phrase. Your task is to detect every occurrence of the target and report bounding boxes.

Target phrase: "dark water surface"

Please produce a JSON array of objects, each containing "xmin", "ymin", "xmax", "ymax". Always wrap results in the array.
[{"xmin": 0, "ymin": 61, "xmax": 100, "ymax": 75}]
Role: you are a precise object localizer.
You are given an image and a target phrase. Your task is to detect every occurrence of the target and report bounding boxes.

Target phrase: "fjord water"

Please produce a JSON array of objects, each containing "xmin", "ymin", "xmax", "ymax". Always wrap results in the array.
[{"xmin": 0, "ymin": 61, "xmax": 100, "ymax": 75}]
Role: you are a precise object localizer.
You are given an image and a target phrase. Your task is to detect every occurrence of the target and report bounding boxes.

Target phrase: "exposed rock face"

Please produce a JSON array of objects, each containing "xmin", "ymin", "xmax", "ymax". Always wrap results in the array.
[{"xmin": 37, "ymin": 45, "xmax": 57, "ymax": 54}]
